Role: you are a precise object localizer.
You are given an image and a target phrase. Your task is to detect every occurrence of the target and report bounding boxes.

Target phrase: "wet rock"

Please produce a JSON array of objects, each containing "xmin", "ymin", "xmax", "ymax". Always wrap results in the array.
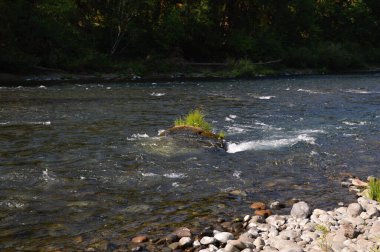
[
  {"xmin": 159, "ymin": 125, "xmax": 227, "ymax": 150},
  {"xmin": 132, "ymin": 235, "xmax": 149, "ymax": 243},
  {"xmin": 214, "ymin": 232, "xmax": 234, "ymax": 243},
  {"xmin": 291, "ymin": 201, "xmax": 310, "ymax": 219},
  {"xmin": 250, "ymin": 202, "xmax": 266, "ymax": 210},
  {"xmin": 255, "ymin": 209, "xmax": 272, "ymax": 218},
  {"xmin": 174, "ymin": 227, "xmax": 192, "ymax": 238}
]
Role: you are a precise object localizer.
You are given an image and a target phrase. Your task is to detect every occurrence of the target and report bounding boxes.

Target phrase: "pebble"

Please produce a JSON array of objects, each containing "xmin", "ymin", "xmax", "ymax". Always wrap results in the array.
[
  {"xmin": 214, "ymin": 232, "xmax": 234, "ymax": 243},
  {"xmin": 250, "ymin": 202, "xmax": 266, "ymax": 210},
  {"xmin": 200, "ymin": 236, "xmax": 217, "ymax": 245},
  {"xmin": 131, "ymin": 235, "xmax": 148, "ymax": 243},
  {"xmin": 173, "ymin": 227, "xmax": 192, "ymax": 237}
]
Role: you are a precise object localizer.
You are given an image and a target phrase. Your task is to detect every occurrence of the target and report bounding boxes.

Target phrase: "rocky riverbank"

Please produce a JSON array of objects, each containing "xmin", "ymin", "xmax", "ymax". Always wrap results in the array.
[{"xmin": 129, "ymin": 177, "xmax": 380, "ymax": 252}]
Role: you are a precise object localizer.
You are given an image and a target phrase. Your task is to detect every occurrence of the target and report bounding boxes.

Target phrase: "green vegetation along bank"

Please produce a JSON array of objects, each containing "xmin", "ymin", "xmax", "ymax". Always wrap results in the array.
[{"xmin": 1, "ymin": 0, "xmax": 380, "ymax": 77}]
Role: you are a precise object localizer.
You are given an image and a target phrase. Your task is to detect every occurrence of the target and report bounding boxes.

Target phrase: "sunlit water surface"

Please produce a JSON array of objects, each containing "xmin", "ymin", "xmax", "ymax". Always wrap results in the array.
[{"xmin": 0, "ymin": 75, "xmax": 380, "ymax": 250}]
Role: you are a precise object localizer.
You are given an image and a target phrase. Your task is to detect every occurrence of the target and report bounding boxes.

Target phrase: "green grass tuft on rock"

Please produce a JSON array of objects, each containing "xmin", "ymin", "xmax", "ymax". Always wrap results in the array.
[
  {"xmin": 174, "ymin": 109, "xmax": 226, "ymax": 139},
  {"xmin": 174, "ymin": 109, "xmax": 212, "ymax": 132},
  {"xmin": 369, "ymin": 177, "xmax": 380, "ymax": 202}
]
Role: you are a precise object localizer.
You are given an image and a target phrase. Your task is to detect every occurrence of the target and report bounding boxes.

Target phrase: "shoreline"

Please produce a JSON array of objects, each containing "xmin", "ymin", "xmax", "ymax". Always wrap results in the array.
[
  {"xmin": 126, "ymin": 177, "xmax": 380, "ymax": 252},
  {"xmin": 1, "ymin": 68, "xmax": 380, "ymax": 86}
]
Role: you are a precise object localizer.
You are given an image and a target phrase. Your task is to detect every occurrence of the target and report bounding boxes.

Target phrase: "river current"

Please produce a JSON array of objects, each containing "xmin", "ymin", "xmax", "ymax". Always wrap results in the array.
[{"xmin": 0, "ymin": 74, "xmax": 379, "ymax": 250}]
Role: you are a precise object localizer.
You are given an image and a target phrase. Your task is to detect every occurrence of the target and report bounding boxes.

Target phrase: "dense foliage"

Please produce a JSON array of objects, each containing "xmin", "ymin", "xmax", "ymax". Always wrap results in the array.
[{"xmin": 1, "ymin": 0, "xmax": 380, "ymax": 72}]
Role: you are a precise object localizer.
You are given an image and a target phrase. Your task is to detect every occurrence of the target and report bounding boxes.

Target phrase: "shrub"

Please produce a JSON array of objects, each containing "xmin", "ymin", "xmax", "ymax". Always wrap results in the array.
[{"xmin": 368, "ymin": 177, "xmax": 380, "ymax": 202}]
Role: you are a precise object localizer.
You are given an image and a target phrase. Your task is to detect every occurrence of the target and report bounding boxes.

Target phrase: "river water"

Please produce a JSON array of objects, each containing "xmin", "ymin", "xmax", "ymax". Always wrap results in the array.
[{"xmin": 0, "ymin": 75, "xmax": 379, "ymax": 250}]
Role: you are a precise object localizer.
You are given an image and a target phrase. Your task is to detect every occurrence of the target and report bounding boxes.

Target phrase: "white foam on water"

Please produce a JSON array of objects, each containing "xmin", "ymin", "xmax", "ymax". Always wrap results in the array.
[
  {"xmin": 229, "ymin": 115, "xmax": 237, "ymax": 119},
  {"xmin": 172, "ymin": 182, "xmax": 180, "ymax": 187},
  {"xmin": 38, "ymin": 85, "xmax": 47, "ymax": 89},
  {"xmin": 296, "ymin": 129, "xmax": 326, "ymax": 134},
  {"xmin": 233, "ymin": 170, "xmax": 242, "ymax": 179},
  {"xmin": 297, "ymin": 89, "xmax": 325, "ymax": 94},
  {"xmin": 131, "ymin": 133, "xmax": 149, "ymax": 138},
  {"xmin": 0, "ymin": 121, "xmax": 51, "ymax": 126},
  {"xmin": 342, "ymin": 121, "xmax": 367, "ymax": 126},
  {"xmin": 157, "ymin": 129, "xmax": 165, "ymax": 135},
  {"xmin": 150, "ymin": 92, "xmax": 166, "ymax": 96},
  {"xmin": 42, "ymin": 169, "xmax": 56, "ymax": 182},
  {"xmin": 141, "ymin": 172, "xmax": 159, "ymax": 177},
  {"xmin": 344, "ymin": 89, "xmax": 373, "ymax": 94},
  {"xmin": 227, "ymin": 134, "xmax": 316, "ymax": 153},
  {"xmin": 163, "ymin": 173, "xmax": 187, "ymax": 179},
  {"xmin": 258, "ymin": 96, "xmax": 275, "ymax": 100},
  {"xmin": 225, "ymin": 117, "xmax": 234, "ymax": 122},
  {"xmin": 226, "ymin": 126, "xmax": 246, "ymax": 134}
]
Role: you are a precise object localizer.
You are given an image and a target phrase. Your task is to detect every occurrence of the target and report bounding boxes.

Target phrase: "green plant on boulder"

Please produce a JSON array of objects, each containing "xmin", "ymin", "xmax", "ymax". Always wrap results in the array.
[
  {"xmin": 174, "ymin": 109, "xmax": 225, "ymax": 139},
  {"xmin": 368, "ymin": 177, "xmax": 380, "ymax": 202},
  {"xmin": 175, "ymin": 109, "xmax": 212, "ymax": 131}
]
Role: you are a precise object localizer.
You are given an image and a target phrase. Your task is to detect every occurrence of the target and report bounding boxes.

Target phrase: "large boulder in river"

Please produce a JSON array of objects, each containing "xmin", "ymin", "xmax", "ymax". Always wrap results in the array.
[{"xmin": 159, "ymin": 125, "xmax": 227, "ymax": 151}]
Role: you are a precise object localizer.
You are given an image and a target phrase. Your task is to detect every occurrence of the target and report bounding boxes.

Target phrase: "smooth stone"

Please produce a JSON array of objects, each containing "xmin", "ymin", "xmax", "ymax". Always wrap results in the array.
[
  {"xmin": 250, "ymin": 202, "xmax": 266, "ymax": 210},
  {"xmin": 223, "ymin": 244, "xmax": 240, "ymax": 252},
  {"xmin": 214, "ymin": 232, "xmax": 234, "ymax": 243},
  {"xmin": 266, "ymin": 215, "xmax": 286, "ymax": 228},
  {"xmin": 347, "ymin": 203, "xmax": 362, "ymax": 217},
  {"xmin": 173, "ymin": 227, "xmax": 192, "ymax": 237},
  {"xmin": 193, "ymin": 240, "xmax": 201, "ymax": 247},
  {"xmin": 179, "ymin": 237, "xmax": 192, "ymax": 247},
  {"xmin": 131, "ymin": 235, "xmax": 148, "ymax": 243},
  {"xmin": 291, "ymin": 201, "xmax": 310, "ymax": 219},
  {"xmin": 200, "ymin": 236, "xmax": 217, "ymax": 245},
  {"xmin": 249, "ymin": 215, "xmax": 265, "ymax": 223},
  {"xmin": 254, "ymin": 237, "xmax": 265, "ymax": 249},
  {"xmin": 227, "ymin": 239, "xmax": 246, "ymax": 250},
  {"xmin": 369, "ymin": 221, "xmax": 380, "ymax": 240}
]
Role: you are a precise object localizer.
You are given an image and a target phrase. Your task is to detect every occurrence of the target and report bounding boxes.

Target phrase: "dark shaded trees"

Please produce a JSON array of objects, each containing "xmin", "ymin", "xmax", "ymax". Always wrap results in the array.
[{"xmin": 1, "ymin": 0, "xmax": 379, "ymax": 72}]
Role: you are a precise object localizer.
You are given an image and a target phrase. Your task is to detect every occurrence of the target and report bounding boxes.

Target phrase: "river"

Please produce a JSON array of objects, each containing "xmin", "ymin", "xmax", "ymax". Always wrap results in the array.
[{"xmin": 0, "ymin": 74, "xmax": 379, "ymax": 250}]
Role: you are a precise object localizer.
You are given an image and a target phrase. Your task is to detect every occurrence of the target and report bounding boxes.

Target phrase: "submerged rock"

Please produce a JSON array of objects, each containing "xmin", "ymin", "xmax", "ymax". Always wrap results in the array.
[{"xmin": 159, "ymin": 125, "xmax": 227, "ymax": 151}]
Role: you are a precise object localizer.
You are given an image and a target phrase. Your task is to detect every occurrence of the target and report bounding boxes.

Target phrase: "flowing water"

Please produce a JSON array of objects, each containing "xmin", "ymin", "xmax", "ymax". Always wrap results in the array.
[{"xmin": 0, "ymin": 75, "xmax": 380, "ymax": 250}]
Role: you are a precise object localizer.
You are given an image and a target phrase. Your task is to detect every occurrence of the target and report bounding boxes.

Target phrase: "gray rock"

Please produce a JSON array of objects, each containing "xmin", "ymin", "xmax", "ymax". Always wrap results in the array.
[
  {"xmin": 254, "ymin": 237, "xmax": 265, "ymax": 249},
  {"xmin": 223, "ymin": 244, "xmax": 241, "ymax": 252},
  {"xmin": 179, "ymin": 237, "xmax": 192, "ymax": 247},
  {"xmin": 193, "ymin": 239, "xmax": 201, "ymax": 247},
  {"xmin": 347, "ymin": 203, "xmax": 362, "ymax": 217},
  {"xmin": 215, "ymin": 232, "xmax": 234, "ymax": 243},
  {"xmin": 369, "ymin": 221, "xmax": 380, "ymax": 241},
  {"xmin": 200, "ymin": 236, "xmax": 217, "ymax": 245},
  {"xmin": 173, "ymin": 227, "xmax": 192, "ymax": 237},
  {"xmin": 291, "ymin": 202, "xmax": 311, "ymax": 219}
]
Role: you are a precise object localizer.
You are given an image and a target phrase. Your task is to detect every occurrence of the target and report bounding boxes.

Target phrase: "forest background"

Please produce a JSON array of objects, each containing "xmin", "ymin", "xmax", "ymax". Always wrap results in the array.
[{"xmin": 1, "ymin": 0, "xmax": 380, "ymax": 77}]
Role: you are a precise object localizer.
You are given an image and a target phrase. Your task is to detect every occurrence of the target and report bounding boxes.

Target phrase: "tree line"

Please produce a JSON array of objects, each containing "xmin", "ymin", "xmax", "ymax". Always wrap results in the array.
[{"xmin": 1, "ymin": 0, "xmax": 380, "ymax": 73}]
